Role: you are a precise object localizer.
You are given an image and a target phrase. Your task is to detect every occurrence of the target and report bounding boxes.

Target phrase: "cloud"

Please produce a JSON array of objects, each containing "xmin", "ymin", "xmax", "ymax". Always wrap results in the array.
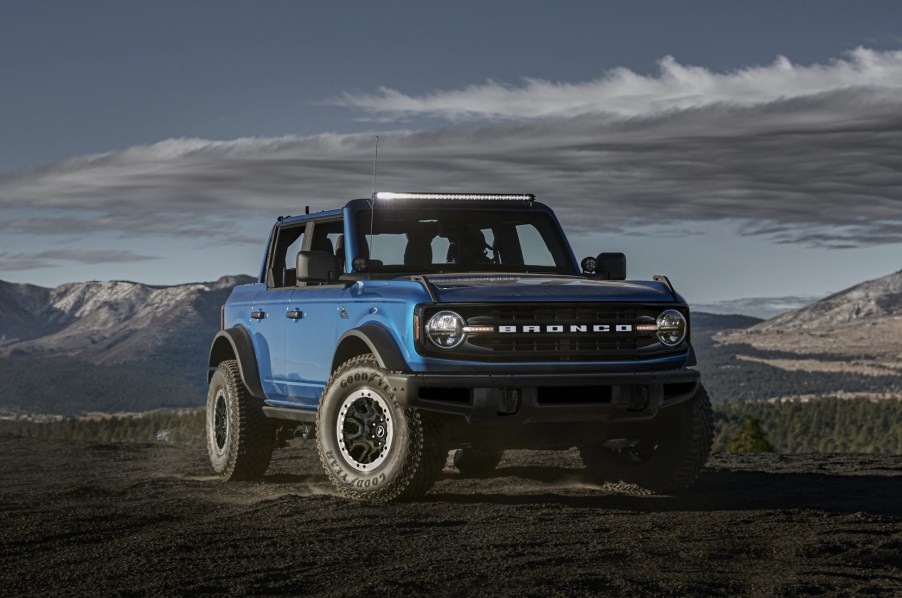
[
  {"xmin": 0, "ymin": 210, "xmax": 259, "ymax": 243},
  {"xmin": 333, "ymin": 48, "xmax": 902, "ymax": 120},
  {"xmin": 0, "ymin": 249, "xmax": 157, "ymax": 270},
  {"xmin": 1, "ymin": 49, "xmax": 900, "ymax": 250},
  {"xmin": 32, "ymin": 249, "xmax": 158, "ymax": 264}
]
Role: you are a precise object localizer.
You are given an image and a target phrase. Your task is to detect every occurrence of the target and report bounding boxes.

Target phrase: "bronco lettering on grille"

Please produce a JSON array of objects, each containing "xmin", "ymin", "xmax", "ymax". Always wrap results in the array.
[{"xmin": 497, "ymin": 324, "xmax": 634, "ymax": 333}]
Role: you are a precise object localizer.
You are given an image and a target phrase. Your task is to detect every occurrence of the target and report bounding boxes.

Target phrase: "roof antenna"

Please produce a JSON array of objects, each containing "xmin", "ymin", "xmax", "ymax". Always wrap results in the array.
[
  {"xmin": 372, "ymin": 134, "xmax": 379, "ymax": 198},
  {"xmin": 367, "ymin": 135, "xmax": 379, "ymax": 276}
]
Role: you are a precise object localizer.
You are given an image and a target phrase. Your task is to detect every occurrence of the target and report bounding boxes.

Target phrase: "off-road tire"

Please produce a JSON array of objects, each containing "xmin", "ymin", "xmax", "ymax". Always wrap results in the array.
[
  {"xmin": 453, "ymin": 448, "xmax": 503, "ymax": 478},
  {"xmin": 206, "ymin": 360, "xmax": 275, "ymax": 480},
  {"xmin": 316, "ymin": 354, "xmax": 446, "ymax": 502},
  {"xmin": 580, "ymin": 384, "xmax": 714, "ymax": 494}
]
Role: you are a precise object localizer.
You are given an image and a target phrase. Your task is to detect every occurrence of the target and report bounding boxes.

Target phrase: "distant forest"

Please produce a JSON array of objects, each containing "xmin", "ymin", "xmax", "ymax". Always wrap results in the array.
[{"xmin": 4, "ymin": 397, "xmax": 902, "ymax": 454}]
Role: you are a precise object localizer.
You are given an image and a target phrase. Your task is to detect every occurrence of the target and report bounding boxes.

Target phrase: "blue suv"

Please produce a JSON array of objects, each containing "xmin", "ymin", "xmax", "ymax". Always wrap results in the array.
[{"xmin": 206, "ymin": 193, "xmax": 712, "ymax": 501}]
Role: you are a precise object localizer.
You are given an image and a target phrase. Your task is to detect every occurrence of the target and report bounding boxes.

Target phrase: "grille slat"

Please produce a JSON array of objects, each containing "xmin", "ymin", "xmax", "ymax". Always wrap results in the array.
[{"xmin": 491, "ymin": 307, "xmax": 639, "ymax": 322}]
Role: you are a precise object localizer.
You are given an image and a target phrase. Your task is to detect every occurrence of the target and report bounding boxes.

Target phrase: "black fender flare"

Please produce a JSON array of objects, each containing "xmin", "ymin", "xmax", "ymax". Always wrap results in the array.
[
  {"xmin": 208, "ymin": 327, "xmax": 266, "ymax": 399},
  {"xmin": 331, "ymin": 324, "xmax": 410, "ymax": 373}
]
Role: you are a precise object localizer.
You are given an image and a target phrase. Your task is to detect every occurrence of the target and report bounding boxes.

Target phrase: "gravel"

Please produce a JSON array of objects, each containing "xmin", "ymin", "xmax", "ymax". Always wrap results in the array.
[{"xmin": 1, "ymin": 436, "xmax": 900, "ymax": 597}]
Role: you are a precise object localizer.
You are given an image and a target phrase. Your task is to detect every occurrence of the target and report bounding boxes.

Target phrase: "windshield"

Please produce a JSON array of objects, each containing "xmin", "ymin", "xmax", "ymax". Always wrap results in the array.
[{"xmin": 354, "ymin": 207, "xmax": 576, "ymax": 274}]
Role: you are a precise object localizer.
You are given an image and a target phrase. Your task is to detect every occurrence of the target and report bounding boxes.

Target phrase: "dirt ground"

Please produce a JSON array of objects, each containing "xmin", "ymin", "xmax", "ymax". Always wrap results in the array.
[{"xmin": 1, "ymin": 436, "xmax": 900, "ymax": 597}]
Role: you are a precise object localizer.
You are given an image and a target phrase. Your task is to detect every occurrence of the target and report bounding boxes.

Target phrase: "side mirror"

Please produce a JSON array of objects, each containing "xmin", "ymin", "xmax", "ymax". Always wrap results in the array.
[
  {"xmin": 597, "ymin": 252, "xmax": 626, "ymax": 280},
  {"xmin": 296, "ymin": 250, "xmax": 339, "ymax": 283}
]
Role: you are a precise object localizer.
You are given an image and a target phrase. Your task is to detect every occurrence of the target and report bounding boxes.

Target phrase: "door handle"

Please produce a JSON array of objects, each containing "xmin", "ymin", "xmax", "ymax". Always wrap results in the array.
[
  {"xmin": 286, "ymin": 309, "xmax": 304, "ymax": 320},
  {"xmin": 250, "ymin": 310, "xmax": 266, "ymax": 320}
]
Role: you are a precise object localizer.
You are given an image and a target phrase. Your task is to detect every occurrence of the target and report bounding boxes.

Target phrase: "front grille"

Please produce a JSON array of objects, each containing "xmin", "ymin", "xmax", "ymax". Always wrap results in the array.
[
  {"xmin": 474, "ymin": 336, "xmax": 639, "ymax": 354},
  {"xmin": 419, "ymin": 302, "xmax": 687, "ymax": 362}
]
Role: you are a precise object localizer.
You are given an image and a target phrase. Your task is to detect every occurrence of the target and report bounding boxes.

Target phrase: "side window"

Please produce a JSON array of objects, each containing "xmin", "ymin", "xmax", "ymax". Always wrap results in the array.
[
  {"xmin": 267, "ymin": 224, "xmax": 306, "ymax": 288},
  {"xmin": 516, "ymin": 224, "xmax": 555, "ymax": 266},
  {"xmin": 284, "ymin": 232, "xmax": 306, "ymax": 271},
  {"xmin": 431, "ymin": 235, "xmax": 450, "ymax": 263}
]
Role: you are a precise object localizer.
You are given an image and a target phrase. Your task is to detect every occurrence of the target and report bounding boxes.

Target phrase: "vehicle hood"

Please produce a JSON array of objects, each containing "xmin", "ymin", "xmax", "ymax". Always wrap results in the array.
[{"xmin": 420, "ymin": 274, "xmax": 678, "ymax": 303}]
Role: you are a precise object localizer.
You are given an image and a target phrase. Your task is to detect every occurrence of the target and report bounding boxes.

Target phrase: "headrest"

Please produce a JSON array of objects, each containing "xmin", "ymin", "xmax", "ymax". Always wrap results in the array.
[
  {"xmin": 312, "ymin": 236, "xmax": 334, "ymax": 255},
  {"xmin": 404, "ymin": 232, "xmax": 433, "ymax": 266}
]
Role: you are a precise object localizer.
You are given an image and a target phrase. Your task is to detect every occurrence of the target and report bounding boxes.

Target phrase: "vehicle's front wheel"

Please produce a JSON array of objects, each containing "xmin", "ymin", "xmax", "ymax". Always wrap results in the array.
[
  {"xmin": 206, "ymin": 360, "xmax": 275, "ymax": 480},
  {"xmin": 316, "ymin": 354, "xmax": 446, "ymax": 502},
  {"xmin": 579, "ymin": 384, "xmax": 713, "ymax": 494}
]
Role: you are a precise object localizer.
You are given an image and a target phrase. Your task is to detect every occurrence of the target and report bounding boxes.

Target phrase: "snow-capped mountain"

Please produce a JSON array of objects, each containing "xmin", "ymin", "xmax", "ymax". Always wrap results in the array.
[{"xmin": 0, "ymin": 275, "xmax": 254, "ymax": 363}]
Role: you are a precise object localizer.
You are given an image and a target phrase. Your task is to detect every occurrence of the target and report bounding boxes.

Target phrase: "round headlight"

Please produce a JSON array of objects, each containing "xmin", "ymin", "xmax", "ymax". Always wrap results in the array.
[
  {"xmin": 426, "ymin": 311, "xmax": 465, "ymax": 349},
  {"xmin": 656, "ymin": 309, "xmax": 687, "ymax": 346}
]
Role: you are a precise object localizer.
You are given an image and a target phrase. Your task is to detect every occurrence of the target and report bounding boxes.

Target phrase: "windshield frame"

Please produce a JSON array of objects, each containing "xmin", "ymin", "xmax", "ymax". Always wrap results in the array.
[{"xmin": 348, "ymin": 201, "xmax": 579, "ymax": 276}]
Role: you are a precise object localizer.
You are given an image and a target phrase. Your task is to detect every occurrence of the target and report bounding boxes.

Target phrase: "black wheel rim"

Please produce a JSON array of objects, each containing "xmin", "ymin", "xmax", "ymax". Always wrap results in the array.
[
  {"xmin": 336, "ymin": 388, "xmax": 394, "ymax": 472},
  {"xmin": 213, "ymin": 390, "xmax": 228, "ymax": 454}
]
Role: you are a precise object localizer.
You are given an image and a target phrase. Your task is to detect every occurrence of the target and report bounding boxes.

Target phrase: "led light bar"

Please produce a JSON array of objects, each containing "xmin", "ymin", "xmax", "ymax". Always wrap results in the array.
[
  {"xmin": 462, "ymin": 325, "xmax": 494, "ymax": 334},
  {"xmin": 372, "ymin": 191, "xmax": 534, "ymax": 203}
]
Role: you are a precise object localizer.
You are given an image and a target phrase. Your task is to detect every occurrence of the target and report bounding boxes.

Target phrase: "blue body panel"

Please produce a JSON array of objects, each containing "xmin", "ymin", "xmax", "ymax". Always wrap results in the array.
[{"xmin": 283, "ymin": 285, "xmax": 346, "ymax": 407}]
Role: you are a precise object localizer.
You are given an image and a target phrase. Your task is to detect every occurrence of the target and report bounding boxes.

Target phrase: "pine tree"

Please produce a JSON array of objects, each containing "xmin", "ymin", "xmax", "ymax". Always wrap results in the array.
[{"xmin": 727, "ymin": 415, "xmax": 776, "ymax": 453}]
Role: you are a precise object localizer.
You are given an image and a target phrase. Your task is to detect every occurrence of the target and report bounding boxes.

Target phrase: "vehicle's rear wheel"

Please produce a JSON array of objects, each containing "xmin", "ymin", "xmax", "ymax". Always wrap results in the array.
[
  {"xmin": 206, "ymin": 360, "xmax": 275, "ymax": 480},
  {"xmin": 453, "ymin": 448, "xmax": 503, "ymax": 478},
  {"xmin": 316, "ymin": 354, "xmax": 446, "ymax": 502},
  {"xmin": 579, "ymin": 384, "xmax": 713, "ymax": 494}
]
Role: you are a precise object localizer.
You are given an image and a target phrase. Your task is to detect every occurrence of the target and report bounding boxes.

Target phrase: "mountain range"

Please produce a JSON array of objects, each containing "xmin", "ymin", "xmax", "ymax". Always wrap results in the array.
[
  {"xmin": 0, "ymin": 275, "xmax": 252, "ymax": 415},
  {"xmin": 0, "ymin": 270, "xmax": 899, "ymax": 414},
  {"xmin": 0, "ymin": 275, "xmax": 253, "ymax": 363}
]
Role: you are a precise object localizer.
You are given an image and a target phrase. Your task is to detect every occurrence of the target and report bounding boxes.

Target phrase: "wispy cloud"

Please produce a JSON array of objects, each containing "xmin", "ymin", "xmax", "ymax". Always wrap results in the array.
[
  {"xmin": 333, "ymin": 48, "xmax": 902, "ymax": 120},
  {"xmin": 0, "ymin": 49, "xmax": 900, "ymax": 250},
  {"xmin": 0, "ymin": 249, "xmax": 157, "ymax": 270}
]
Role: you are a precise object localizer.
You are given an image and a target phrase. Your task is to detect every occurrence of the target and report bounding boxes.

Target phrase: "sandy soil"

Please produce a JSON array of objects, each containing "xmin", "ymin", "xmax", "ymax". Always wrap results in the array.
[{"xmin": 1, "ymin": 436, "xmax": 901, "ymax": 597}]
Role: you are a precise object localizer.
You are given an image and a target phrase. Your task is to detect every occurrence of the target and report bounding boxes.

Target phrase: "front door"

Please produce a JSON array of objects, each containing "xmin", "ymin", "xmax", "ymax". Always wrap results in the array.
[{"xmin": 283, "ymin": 285, "xmax": 346, "ymax": 408}]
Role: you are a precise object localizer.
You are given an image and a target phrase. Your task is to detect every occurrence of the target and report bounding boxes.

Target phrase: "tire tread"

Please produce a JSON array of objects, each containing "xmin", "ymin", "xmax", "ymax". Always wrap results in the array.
[
  {"xmin": 316, "ymin": 354, "xmax": 445, "ymax": 502},
  {"xmin": 211, "ymin": 360, "xmax": 274, "ymax": 481}
]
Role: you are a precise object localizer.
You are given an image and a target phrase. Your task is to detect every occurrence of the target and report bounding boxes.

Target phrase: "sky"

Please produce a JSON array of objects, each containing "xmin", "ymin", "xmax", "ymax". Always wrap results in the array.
[{"xmin": 1, "ymin": 1, "xmax": 901, "ymax": 308}]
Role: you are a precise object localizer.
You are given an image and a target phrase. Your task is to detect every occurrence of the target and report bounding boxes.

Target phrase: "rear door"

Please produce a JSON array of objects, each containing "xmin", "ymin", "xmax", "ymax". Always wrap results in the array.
[{"xmin": 249, "ymin": 222, "xmax": 307, "ymax": 401}]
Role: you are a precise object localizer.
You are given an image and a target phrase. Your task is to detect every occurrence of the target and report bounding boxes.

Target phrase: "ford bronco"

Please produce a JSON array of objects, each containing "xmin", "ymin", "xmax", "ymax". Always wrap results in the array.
[{"xmin": 206, "ymin": 193, "xmax": 713, "ymax": 501}]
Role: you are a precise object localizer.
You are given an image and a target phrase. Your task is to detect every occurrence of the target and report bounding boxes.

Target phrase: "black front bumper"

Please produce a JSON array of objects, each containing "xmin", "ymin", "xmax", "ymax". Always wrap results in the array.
[{"xmin": 386, "ymin": 368, "xmax": 700, "ymax": 424}]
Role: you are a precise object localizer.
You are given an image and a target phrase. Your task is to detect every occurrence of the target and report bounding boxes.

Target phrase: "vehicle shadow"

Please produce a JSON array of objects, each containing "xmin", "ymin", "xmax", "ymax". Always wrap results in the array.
[{"xmin": 428, "ymin": 466, "xmax": 902, "ymax": 517}]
